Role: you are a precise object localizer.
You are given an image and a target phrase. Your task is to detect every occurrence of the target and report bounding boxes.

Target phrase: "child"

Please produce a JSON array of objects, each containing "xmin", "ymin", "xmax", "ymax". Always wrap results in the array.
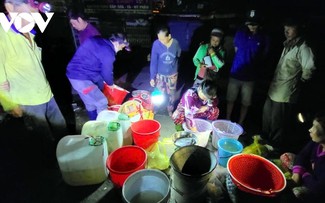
[
  {"xmin": 172, "ymin": 80, "xmax": 219, "ymax": 131},
  {"xmin": 280, "ymin": 112, "xmax": 325, "ymax": 202}
]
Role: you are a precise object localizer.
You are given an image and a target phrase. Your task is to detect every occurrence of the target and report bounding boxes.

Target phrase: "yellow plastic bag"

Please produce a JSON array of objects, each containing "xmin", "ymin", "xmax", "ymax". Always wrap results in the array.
[
  {"xmin": 242, "ymin": 135, "xmax": 269, "ymax": 157},
  {"xmin": 145, "ymin": 141, "xmax": 170, "ymax": 170}
]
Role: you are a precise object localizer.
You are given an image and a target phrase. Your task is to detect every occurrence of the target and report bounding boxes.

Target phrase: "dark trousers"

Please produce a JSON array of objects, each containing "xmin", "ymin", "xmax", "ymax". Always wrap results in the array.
[{"xmin": 262, "ymin": 97, "xmax": 297, "ymax": 153}]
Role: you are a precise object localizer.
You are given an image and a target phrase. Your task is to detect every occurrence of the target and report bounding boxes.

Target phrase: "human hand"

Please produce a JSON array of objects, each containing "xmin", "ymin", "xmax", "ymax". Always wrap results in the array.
[
  {"xmin": 10, "ymin": 106, "xmax": 23, "ymax": 117},
  {"xmin": 208, "ymin": 47, "xmax": 215, "ymax": 55},
  {"xmin": 291, "ymin": 173, "xmax": 301, "ymax": 184},
  {"xmin": 200, "ymin": 63, "xmax": 207, "ymax": 69},
  {"xmin": 0, "ymin": 80, "xmax": 10, "ymax": 91},
  {"xmin": 198, "ymin": 105, "xmax": 209, "ymax": 113},
  {"xmin": 150, "ymin": 79, "xmax": 155, "ymax": 87}
]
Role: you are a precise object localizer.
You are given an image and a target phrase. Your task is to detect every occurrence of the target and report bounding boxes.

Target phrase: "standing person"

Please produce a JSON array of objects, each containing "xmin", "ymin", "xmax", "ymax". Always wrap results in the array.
[
  {"xmin": 226, "ymin": 9, "xmax": 270, "ymax": 125},
  {"xmin": 149, "ymin": 25, "xmax": 182, "ymax": 116},
  {"xmin": 66, "ymin": 33, "xmax": 130, "ymax": 120},
  {"xmin": 67, "ymin": 4, "xmax": 101, "ymax": 45},
  {"xmin": 262, "ymin": 17, "xmax": 316, "ymax": 155},
  {"xmin": 192, "ymin": 28, "xmax": 226, "ymax": 87},
  {"xmin": 0, "ymin": 0, "xmax": 67, "ymax": 158}
]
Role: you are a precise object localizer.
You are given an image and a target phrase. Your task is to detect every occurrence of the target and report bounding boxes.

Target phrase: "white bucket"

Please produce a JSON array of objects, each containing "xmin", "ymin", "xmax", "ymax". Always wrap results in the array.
[
  {"xmin": 182, "ymin": 118, "xmax": 212, "ymax": 147},
  {"xmin": 211, "ymin": 120, "xmax": 243, "ymax": 149},
  {"xmin": 122, "ymin": 169, "xmax": 170, "ymax": 203}
]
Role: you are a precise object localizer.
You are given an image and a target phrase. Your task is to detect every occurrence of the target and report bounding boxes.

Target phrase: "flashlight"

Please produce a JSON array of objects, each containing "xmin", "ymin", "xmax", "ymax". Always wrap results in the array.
[
  {"xmin": 28, "ymin": 0, "xmax": 52, "ymax": 13},
  {"xmin": 151, "ymin": 88, "xmax": 164, "ymax": 106}
]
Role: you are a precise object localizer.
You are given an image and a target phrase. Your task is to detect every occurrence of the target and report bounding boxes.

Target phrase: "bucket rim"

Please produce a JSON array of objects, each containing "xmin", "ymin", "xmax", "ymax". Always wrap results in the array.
[
  {"xmin": 106, "ymin": 146, "xmax": 147, "ymax": 174},
  {"xmin": 122, "ymin": 168, "xmax": 171, "ymax": 195},
  {"xmin": 212, "ymin": 119, "xmax": 243, "ymax": 131},
  {"xmin": 122, "ymin": 169, "xmax": 171, "ymax": 202},
  {"xmin": 182, "ymin": 118, "xmax": 213, "ymax": 131},
  {"xmin": 217, "ymin": 138, "xmax": 243, "ymax": 154},
  {"xmin": 131, "ymin": 119, "xmax": 161, "ymax": 135},
  {"xmin": 227, "ymin": 154, "xmax": 287, "ymax": 195},
  {"xmin": 170, "ymin": 145, "xmax": 217, "ymax": 177}
]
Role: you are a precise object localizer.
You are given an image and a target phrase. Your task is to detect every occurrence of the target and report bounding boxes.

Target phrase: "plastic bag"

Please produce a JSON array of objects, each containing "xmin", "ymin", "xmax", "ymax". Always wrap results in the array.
[
  {"xmin": 145, "ymin": 141, "xmax": 170, "ymax": 170},
  {"xmin": 242, "ymin": 135, "xmax": 268, "ymax": 157}
]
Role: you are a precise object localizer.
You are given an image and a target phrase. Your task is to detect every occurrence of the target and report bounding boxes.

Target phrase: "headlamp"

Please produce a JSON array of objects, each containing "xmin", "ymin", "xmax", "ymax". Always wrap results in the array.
[{"xmin": 28, "ymin": 0, "xmax": 51, "ymax": 13}]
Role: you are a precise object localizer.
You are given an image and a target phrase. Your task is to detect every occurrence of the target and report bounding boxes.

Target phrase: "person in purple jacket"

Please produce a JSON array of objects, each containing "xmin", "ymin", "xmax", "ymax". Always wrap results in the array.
[
  {"xmin": 67, "ymin": 5, "xmax": 101, "ymax": 45},
  {"xmin": 66, "ymin": 33, "xmax": 130, "ymax": 120},
  {"xmin": 149, "ymin": 24, "xmax": 182, "ymax": 116},
  {"xmin": 280, "ymin": 112, "xmax": 325, "ymax": 202}
]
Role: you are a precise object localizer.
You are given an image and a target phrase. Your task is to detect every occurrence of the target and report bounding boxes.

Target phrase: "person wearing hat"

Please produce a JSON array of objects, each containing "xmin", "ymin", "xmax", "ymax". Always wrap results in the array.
[
  {"xmin": 192, "ymin": 28, "xmax": 226, "ymax": 87},
  {"xmin": 0, "ymin": 0, "xmax": 67, "ymax": 166},
  {"xmin": 66, "ymin": 33, "xmax": 131, "ymax": 120},
  {"xmin": 262, "ymin": 17, "xmax": 316, "ymax": 156},
  {"xmin": 226, "ymin": 9, "xmax": 270, "ymax": 126}
]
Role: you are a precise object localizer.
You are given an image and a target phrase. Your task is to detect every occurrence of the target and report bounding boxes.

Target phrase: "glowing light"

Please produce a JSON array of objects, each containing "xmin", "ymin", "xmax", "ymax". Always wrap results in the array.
[
  {"xmin": 298, "ymin": 113, "xmax": 305, "ymax": 123},
  {"xmin": 151, "ymin": 88, "xmax": 164, "ymax": 106}
]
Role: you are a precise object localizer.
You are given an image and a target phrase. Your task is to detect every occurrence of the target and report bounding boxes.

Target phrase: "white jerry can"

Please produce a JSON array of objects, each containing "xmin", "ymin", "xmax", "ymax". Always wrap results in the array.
[{"xmin": 56, "ymin": 135, "xmax": 108, "ymax": 186}]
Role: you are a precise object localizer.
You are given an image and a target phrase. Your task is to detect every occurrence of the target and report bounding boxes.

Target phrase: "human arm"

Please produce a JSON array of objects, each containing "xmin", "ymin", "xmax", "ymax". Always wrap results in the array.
[
  {"xmin": 149, "ymin": 42, "xmax": 158, "ymax": 86},
  {"xmin": 100, "ymin": 47, "xmax": 115, "ymax": 87},
  {"xmin": 0, "ymin": 41, "xmax": 22, "ymax": 117},
  {"xmin": 193, "ymin": 44, "xmax": 207, "ymax": 68},
  {"xmin": 299, "ymin": 44, "xmax": 316, "ymax": 82},
  {"xmin": 209, "ymin": 48, "xmax": 225, "ymax": 71},
  {"xmin": 291, "ymin": 141, "xmax": 315, "ymax": 184}
]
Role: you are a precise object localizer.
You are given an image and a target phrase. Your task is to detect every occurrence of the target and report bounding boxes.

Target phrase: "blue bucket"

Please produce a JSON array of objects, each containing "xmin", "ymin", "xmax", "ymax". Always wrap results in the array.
[{"xmin": 217, "ymin": 138, "xmax": 243, "ymax": 167}]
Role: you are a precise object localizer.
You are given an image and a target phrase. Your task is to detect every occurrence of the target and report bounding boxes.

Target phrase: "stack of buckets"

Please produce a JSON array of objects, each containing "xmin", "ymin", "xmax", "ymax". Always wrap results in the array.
[
  {"xmin": 170, "ymin": 145, "xmax": 217, "ymax": 203},
  {"xmin": 212, "ymin": 120, "xmax": 244, "ymax": 167},
  {"xmin": 106, "ymin": 119, "xmax": 161, "ymax": 189}
]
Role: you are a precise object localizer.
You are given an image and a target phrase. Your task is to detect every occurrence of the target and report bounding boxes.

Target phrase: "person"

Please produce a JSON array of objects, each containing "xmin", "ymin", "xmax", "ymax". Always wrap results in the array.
[
  {"xmin": 0, "ymin": 0, "xmax": 67, "ymax": 160},
  {"xmin": 192, "ymin": 28, "xmax": 226, "ymax": 87},
  {"xmin": 226, "ymin": 9, "xmax": 270, "ymax": 125},
  {"xmin": 67, "ymin": 4, "xmax": 101, "ymax": 45},
  {"xmin": 262, "ymin": 17, "xmax": 316, "ymax": 155},
  {"xmin": 172, "ymin": 80, "xmax": 219, "ymax": 131},
  {"xmin": 279, "ymin": 113, "xmax": 325, "ymax": 202},
  {"xmin": 149, "ymin": 24, "xmax": 182, "ymax": 116},
  {"xmin": 66, "ymin": 33, "xmax": 130, "ymax": 120}
]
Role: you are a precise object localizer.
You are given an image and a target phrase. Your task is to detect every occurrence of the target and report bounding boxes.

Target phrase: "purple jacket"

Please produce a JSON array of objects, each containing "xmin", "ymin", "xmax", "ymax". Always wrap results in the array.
[
  {"xmin": 292, "ymin": 141, "xmax": 325, "ymax": 200},
  {"xmin": 66, "ymin": 36, "xmax": 115, "ymax": 89},
  {"xmin": 78, "ymin": 23, "xmax": 101, "ymax": 45}
]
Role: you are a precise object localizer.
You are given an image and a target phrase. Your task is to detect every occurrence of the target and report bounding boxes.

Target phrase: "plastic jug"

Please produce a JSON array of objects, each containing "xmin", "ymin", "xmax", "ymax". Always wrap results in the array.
[
  {"xmin": 118, "ymin": 113, "xmax": 133, "ymax": 146},
  {"xmin": 56, "ymin": 135, "xmax": 108, "ymax": 186},
  {"xmin": 81, "ymin": 120, "xmax": 109, "ymax": 137},
  {"xmin": 106, "ymin": 121, "xmax": 123, "ymax": 153}
]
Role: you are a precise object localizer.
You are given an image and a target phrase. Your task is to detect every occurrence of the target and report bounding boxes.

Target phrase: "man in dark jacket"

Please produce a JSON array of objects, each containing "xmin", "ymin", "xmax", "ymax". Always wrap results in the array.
[{"xmin": 66, "ymin": 33, "xmax": 130, "ymax": 120}]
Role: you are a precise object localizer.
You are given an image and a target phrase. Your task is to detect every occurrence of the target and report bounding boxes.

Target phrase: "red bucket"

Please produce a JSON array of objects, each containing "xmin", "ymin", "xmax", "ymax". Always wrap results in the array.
[
  {"xmin": 106, "ymin": 146, "xmax": 147, "ymax": 188},
  {"xmin": 131, "ymin": 119, "xmax": 161, "ymax": 149},
  {"xmin": 227, "ymin": 154, "xmax": 286, "ymax": 197}
]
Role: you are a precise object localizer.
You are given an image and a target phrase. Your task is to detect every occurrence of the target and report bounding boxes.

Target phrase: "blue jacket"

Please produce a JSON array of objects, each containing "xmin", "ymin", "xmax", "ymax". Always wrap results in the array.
[
  {"xmin": 150, "ymin": 38, "xmax": 181, "ymax": 80},
  {"xmin": 66, "ymin": 36, "xmax": 116, "ymax": 89},
  {"xmin": 230, "ymin": 26, "xmax": 270, "ymax": 81}
]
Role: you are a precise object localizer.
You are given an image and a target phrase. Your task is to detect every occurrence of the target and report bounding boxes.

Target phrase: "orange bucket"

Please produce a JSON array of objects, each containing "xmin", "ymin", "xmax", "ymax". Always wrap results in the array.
[
  {"xmin": 106, "ymin": 146, "xmax": 147, "ymax": 188},
  {"xmin": 131, "ymin": 119, "xmax": 161, "ymax": 149}
]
